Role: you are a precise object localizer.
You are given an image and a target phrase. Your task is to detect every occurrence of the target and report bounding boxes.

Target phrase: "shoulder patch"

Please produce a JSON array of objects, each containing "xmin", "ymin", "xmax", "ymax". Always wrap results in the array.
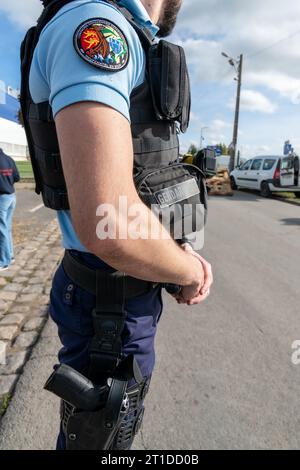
[{"xmin": 74, "ymin": 18, "xmax": 129, "ymax": 71}]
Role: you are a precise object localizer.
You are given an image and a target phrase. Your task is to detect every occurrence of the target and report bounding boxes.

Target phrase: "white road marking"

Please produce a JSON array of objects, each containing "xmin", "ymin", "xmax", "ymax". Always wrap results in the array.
[{"xmin": 29, "ymin": 203, "xmax": 44, "ymax": 213}]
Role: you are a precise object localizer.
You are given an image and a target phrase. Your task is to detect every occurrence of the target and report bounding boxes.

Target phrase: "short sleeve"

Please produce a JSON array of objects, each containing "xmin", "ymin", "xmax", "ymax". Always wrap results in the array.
[{"xmin": 29, "ymin": 1, "xmax": 145, "ymax": 121}]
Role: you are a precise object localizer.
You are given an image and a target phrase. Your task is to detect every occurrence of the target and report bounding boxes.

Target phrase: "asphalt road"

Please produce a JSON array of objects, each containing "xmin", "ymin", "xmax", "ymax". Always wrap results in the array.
[
  {"xmin": 0, "ymin": 190, "xmax": 300, "ymax": 450},
  {"xmin": 13, "ymin": 187, "xmax": 55, "ymax": 248}
]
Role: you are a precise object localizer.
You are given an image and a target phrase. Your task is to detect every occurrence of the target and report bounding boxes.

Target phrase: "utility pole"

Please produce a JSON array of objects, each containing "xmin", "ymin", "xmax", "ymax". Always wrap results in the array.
[
  {"xmin": 222, "ymin": 52, "xmax": 243, "ymax": 172},
  {"xmin": 230, "ymin": 54, "xmax": 243, "ymax": 172}
]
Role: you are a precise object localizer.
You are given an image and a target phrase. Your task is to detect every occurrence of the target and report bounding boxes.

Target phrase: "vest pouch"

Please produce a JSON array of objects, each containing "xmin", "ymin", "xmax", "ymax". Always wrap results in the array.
[
  {"xmin": 148, "ymin": 40, "xmax": 191, "ymax": 132},
  {"xmin": 135, "ymin": 163, "xmax": 207, "ymax": 244}
]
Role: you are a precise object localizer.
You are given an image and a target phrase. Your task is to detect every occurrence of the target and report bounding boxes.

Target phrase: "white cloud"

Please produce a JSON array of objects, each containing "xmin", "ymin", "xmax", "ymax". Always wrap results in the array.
[
  {"xmin": 0, "ymin": 0, "xmax": 42, "ymax": 29},
  {"xmin": 189, "ymin": 111, "xmax": 201, "ymax": 123},
  {"xmin": 204, "ymin": 119, "xmax": 232, "ymax": 144},
  {"xmin": 175, "ymin": 0, "xmax": 300, "ymax": 104},
  {"xmin": 256, "ymin": 145, "xmax": 271, "ymax": 153},
  {"xmin": 175, "ymin": 36, "xmax": 229, "ymax": 84},
  {"xmin": 211, "ymin": 119, "xmax": 231, "ymax": 131},
  {"xmin": 246, "ymin": 71, "xmax": 300, "ymax": 104},
  {"xmin": 230, "ymin": 89, "xmax": 277, "ymax": 114}
]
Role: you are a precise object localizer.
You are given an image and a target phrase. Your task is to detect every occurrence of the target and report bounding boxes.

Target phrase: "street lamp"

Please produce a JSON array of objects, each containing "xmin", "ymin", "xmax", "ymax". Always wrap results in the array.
[
  {"xmin": 200, "ymin": 126, "xmax": 209, "ymax": 149},
  {"xmin": 222, "ymin": 52, "xmax": 243, "ymax": 172}
]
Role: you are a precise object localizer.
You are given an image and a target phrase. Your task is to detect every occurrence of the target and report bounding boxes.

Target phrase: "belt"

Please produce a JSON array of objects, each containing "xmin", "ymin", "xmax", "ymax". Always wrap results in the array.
[{"xmin": 62, "ymin": 250, "xmax": 157, "ymax": 299}]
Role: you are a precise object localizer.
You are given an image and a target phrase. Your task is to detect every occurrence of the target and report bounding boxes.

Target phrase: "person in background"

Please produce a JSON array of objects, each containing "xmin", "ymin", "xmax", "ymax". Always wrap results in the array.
[{"xmin": 0, "ymin": 148, "xmax": 20, "ymax": 271}]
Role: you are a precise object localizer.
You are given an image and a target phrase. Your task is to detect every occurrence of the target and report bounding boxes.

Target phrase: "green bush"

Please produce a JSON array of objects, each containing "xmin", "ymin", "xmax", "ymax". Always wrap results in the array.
[{"xmin": 16, "ymin": 161, "xmax": 34, "ymax": 179}]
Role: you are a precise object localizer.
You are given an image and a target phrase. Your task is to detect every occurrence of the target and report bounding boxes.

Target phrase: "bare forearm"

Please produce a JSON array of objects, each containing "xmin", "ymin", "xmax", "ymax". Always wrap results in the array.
[
  {"xmin": 80, "ymin": 202, "xmax": 199, "ymax": 286},
  {"xmin": 96, "ymin": 239, "xmax": 198, "ymax": 286}
]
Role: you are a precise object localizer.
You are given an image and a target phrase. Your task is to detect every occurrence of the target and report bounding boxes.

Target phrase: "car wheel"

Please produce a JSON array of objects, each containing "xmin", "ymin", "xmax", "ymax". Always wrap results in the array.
[
  {"xmin": 294, "ymin": 192, "xmax": 300, "ymax": 198},
  {"xmin": 260, "ymin": 181, "xmax": 271, "ymax": 198},
  {"xmin": 230, "ymin": 176, "xmax": 237, "ymax": 190}
]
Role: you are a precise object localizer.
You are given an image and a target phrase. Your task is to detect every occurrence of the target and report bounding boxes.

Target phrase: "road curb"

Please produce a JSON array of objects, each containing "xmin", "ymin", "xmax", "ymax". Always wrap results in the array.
[
  {"xmin": 275, "ymin": 197, "xmax": 300, "ymax": 207},
  {"xmin": 0, "ymin": 219, "xmax": 63, "ymax": 415}
]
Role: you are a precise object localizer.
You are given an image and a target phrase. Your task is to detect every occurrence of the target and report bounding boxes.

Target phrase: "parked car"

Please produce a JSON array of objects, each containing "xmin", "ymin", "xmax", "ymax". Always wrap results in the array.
[{"xmin": 230, "ymin": 155, "xmax": 300, "ymax": 197}]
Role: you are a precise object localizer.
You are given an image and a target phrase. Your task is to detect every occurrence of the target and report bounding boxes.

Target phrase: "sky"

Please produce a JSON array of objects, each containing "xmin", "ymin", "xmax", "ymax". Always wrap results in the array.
[{"xmin": 0, "ymin": 0, "xmax": 300, "ymax": 157}]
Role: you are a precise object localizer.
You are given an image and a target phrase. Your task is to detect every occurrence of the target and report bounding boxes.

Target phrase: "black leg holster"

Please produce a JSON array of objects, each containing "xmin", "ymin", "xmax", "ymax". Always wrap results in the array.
[
  {"xmin": 60, "ymin": 378, "xmax": 128, "ymax": 450},
  {"xmin": 60, "ymin": 377, "xmax": 151, "ymax": 451},
  {"xmin": 110, "ymin": 377, "xmax": 151, "ymax": 450},
  {"xmin": 45, "ymin": 251, "xmax": 155, "ymax": 450}
]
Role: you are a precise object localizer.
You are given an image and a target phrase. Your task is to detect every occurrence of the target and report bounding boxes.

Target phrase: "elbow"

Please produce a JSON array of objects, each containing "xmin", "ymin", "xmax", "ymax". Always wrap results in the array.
[
  {"xmin": 84, "ymin": 237, "xmax": 128, "ymax": 265},
  {"xmin": 74, "ymin": 216, "xmax": 129, "ymax": 264}
]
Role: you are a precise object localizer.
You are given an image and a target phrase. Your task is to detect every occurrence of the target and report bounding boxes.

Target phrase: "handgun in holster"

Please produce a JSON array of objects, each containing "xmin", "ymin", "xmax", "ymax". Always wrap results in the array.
[{"xmin": 44, "ymin": 354, "xmax": 143, "ymax": 450}]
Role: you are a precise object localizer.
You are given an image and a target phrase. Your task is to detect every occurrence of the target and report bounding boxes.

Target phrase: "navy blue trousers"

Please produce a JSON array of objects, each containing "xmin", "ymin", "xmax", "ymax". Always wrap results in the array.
[{"xmin": 49, "ymin": 251, "xmax": 163, "ymax": 450}]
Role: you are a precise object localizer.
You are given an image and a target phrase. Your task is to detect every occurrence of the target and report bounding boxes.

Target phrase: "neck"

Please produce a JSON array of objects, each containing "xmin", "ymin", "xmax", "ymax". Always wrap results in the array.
[{"xmin": 140, "ymin": 0, "xmax": 164, "ymax": 25}]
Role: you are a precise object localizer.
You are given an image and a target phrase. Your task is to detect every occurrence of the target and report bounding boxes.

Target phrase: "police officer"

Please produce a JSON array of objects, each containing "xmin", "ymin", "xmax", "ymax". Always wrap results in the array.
[{"xmin": 25, "ymin": 0, "xmax": 213, "ymax": 450}]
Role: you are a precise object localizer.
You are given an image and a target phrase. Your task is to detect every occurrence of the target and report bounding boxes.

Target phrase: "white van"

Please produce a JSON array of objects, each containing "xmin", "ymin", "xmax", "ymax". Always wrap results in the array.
[{"xmin": 230, "ymin": 155, "xmax": 300, "ymax": 197}]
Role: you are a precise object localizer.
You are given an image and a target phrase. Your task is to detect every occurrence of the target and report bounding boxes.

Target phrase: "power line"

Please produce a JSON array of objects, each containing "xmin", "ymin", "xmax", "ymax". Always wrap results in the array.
[
  {"xmin": 186, "ymin": 29, "xmax": 300, "ymax": 150},
  {"xmin": 245, "ymin": 28, "xmax": 300, "ymax": 59},
  {"xmin": 195, "ymin": 27, "xmax": 300, "ymax": 103}
]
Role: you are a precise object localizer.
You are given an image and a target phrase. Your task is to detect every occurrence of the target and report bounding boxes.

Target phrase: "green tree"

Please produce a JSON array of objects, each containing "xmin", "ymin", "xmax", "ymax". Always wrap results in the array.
[
  {"xmin": 220, "ymin": 143, "xmax": 228, "ymax": 155},
  {"xmin": 187, "ymin": 144, "xmax": 198, "ymax": 156},
  {"xmin": 214, "ymin": 143, "xmax": 228, "ymax": 155}
]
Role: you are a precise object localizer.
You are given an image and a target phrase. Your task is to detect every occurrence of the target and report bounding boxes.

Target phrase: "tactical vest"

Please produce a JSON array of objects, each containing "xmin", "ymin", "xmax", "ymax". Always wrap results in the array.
[{"xmin": 20, "ymin": 0, "xmax": 192, "ymax": 211}]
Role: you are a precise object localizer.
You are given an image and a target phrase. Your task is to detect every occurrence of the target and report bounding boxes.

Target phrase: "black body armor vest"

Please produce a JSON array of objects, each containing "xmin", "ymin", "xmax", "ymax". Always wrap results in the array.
[{"xmin": 20, "ymin": 0, "xmax": 191, "ymax": 211}]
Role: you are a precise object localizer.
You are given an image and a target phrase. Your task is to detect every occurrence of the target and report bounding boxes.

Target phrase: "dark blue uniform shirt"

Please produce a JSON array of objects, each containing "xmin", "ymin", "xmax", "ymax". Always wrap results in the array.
[{"xmin": 0, "ymin": 149, "xmax": 20, "ymax": 194}]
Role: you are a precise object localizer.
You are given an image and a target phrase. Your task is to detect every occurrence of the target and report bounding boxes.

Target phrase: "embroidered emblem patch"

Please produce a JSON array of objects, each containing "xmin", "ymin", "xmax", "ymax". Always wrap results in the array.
[{"xmin": 74, "ymin": 18, "xmax": 129, "ymax": 71}]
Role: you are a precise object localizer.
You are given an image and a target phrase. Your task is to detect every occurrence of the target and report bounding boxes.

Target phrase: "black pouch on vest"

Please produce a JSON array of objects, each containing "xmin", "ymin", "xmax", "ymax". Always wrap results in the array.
[
  {"xmin": 148, "ymin": 40, "xmax": 191, "ymax": 132},
  {"xmin": 135, "ymin": 164, "xmax": 207, "ymax": 246}
]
